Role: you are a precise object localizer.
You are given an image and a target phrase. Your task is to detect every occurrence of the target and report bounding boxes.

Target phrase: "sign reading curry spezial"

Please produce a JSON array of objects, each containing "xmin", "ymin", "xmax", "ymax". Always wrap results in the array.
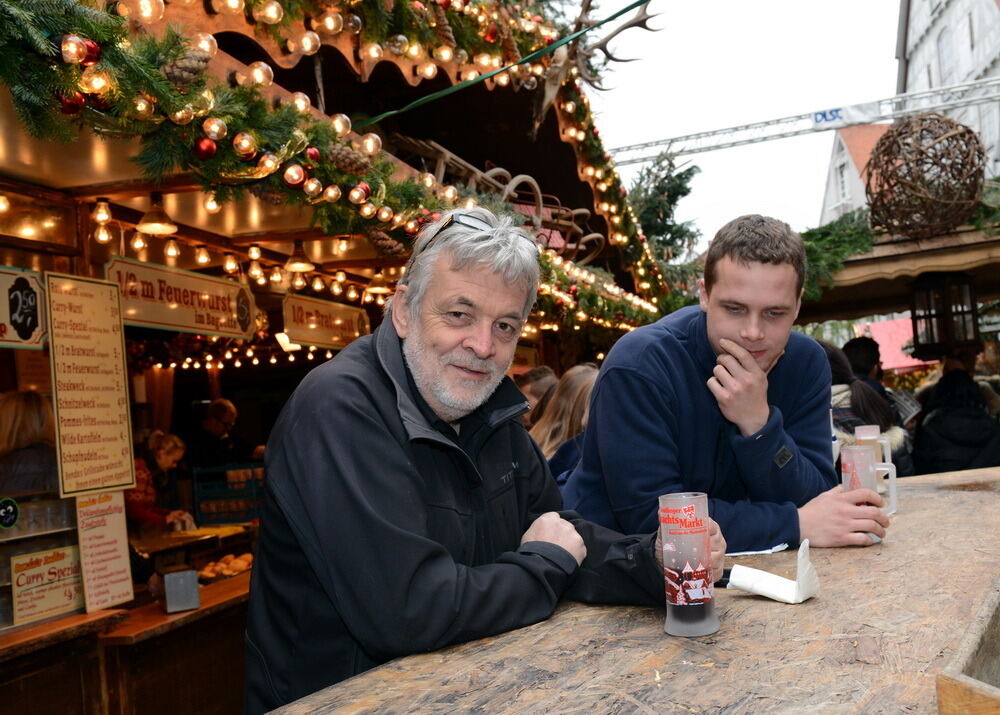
[
  {"xmin": 0, "ymin": 265, "xmax": 46, "ymax": 348},
  {"xmin": 282, "ymin": 293, "xmax": 370, "ymax": 349},
  {"xmin": 105, "ymin": 255, "xmax": 256, "ymax": 338}
]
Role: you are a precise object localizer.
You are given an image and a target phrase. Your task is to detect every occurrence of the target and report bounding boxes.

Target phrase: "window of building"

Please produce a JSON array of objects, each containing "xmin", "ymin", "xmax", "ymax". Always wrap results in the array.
[
  {"xmin": 837, "ymin": 163, "xmax": 849, "ymax": 201},
  {"xmin": 937, "ymin": 27, "xmax": 954, "ymax": 85}
]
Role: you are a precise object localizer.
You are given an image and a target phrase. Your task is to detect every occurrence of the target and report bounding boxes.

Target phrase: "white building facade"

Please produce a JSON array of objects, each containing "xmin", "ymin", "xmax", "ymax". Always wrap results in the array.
[{"xmin": 896, "ymin": 0, "xmax": 1000, "ymax": 177}]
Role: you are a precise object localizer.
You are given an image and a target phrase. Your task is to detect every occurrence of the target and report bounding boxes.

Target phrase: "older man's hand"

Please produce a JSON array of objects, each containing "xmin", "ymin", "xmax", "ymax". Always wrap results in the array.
[
  {"xmin": 799, "ymin": 486, "xmax": 890, "ymax": 547},
  {"xmin": 655, "ymin": 517, "xmax": 726, "ymax": 583},
  {"xmin": 521, "ymin": 512, "xmax": 587, "ymax": 566}
]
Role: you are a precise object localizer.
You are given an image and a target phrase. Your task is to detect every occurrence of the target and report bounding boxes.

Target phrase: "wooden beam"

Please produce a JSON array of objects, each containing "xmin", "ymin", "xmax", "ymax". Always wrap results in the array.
[
  {"xmin": 67, "ymin": 175, "xmax": 203, "ymax": 200},
  {"xmin": 0, "ymin": 233, "xmax": 81, "ymax": 257},
  {"xmin": 321, "ymin": 257, "xmax": 408, "ymax": 270},
  {"xmin": 0, "ymin": 176, "xmax": 74, "ymax": 206},
  {"xmin": 228, "ymin": 229, "xmax": 336, "ymax": 245}
]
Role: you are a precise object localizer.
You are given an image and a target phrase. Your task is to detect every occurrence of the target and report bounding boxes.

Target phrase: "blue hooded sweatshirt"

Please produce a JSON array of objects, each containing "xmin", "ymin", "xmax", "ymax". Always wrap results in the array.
[{"xmin": 561, "ymin": 305, "xmax": 837, "ymax": 552}]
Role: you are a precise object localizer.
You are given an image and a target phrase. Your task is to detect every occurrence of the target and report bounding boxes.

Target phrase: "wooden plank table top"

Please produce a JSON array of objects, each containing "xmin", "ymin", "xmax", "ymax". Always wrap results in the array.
[
  {"xmin": 0, "ymin": 609, "xmax": 128, "ymax": 663},
  {"xmin": 100, "ymin": 571, "xmax": 251, "ymax": 646},
  {"xmin": 277, "ymin": 468, "xmax": 1000, "ymax": 714}
]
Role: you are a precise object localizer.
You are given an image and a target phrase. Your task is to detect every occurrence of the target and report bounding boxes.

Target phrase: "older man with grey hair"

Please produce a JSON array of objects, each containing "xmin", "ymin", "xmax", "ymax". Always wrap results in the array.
[{"xmin": 245, "ymin": 208, "xmax": 725, "ymax": 713}]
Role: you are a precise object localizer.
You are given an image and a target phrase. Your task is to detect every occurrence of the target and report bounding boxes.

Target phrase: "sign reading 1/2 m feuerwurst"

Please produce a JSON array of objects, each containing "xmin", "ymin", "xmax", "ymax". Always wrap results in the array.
[
  {"xmin": 45, "ymin": 273, "xmax": 135, "ymax": 497},
  {"xmin": 0, "ymin": 264, "xmax": 46, "ymax": 348},
  {"xmin": 105, "ymin": 255, "xmax": 256, "ymax": 338}
]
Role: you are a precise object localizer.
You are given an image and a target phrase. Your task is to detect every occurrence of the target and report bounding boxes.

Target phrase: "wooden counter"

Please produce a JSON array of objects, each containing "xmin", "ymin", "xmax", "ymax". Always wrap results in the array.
[
  {"xmin": 0, "ymin": 610, "xmax": 128, "ymax": 713},
  {"xmin": 101, "ymin": 572, "xmax": 251, "ymax": 714},
  {"xmin": 277, "ymin": 468, "xmax": 1000, "ymax": 714}
]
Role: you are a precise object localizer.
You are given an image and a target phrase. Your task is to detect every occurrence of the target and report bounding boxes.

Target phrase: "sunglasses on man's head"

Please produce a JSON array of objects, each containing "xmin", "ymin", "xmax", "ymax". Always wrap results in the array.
[{"xmin": 418, "ymin": 212, "xmax": 495, "ymax": 254}]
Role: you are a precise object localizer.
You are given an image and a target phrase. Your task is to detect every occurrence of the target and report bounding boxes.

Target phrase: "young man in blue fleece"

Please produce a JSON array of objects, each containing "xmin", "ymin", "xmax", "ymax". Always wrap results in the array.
[{"xmin": 562, "ymin": 214, "xmax": 891, "ymax": 553}]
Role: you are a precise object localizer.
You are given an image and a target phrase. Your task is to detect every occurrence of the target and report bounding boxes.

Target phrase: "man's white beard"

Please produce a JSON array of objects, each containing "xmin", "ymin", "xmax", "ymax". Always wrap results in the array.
[{"xmin": 402, "ymin": 320, "xmax": 508, "ymax": 423}]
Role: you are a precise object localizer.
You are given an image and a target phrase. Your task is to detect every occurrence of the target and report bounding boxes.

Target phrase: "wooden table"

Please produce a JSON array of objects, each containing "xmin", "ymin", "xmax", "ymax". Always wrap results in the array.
[{"xmin": 277, "ymin": 468, "xmax": 1000, "ymax": 714}]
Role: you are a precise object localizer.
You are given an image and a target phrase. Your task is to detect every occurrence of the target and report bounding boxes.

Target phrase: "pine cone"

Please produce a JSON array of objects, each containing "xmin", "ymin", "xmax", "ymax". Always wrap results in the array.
[
  {"xmin": 329, "ymin": 142, "xmax": 372, "ymax": 175},
  {"xmin": 250, "ymin": 183, "xmax": 286, "ymax": 206},
  {"xmin": 501, "ymin": 25, "xmax": 520, "ymax": 64},
  {"xmin": 432, "ymin": 5, "xmax": 456, "ymax": 48},
  {"xmin": 162, "ymin": 48, "xmax": 211, "ymax": 89},
  {"xmin": 366, "ymin": 229, "xmax": 406, "ymax": 256}
]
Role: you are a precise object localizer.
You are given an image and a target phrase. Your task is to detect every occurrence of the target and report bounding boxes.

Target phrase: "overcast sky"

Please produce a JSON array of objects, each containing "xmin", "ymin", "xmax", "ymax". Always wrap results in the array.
[{"xmin": 588, "ymin": 0, "xmax": 902, "ymax": 256}]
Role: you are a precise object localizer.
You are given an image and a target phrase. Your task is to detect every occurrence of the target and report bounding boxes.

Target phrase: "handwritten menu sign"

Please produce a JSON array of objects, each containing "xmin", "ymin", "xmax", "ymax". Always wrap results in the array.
[
  {"xmin": 77, "ymin": 491, "xmax": 133, "ymax": 612},
  {"xmin": 282, "ymin": 293, "xmax": 370, "ymax": 349},
  {"xmin": 12, "ymin": 545, "xmax": 84, "ymax": 626},
  {"xmin": 45, "ymin": 273, "xmax": 135, "ymax": 497},
  {"xmin": 106, "ymin": 255, "xmax": 256, "ymax": 338},
  {"xmin": 0, "ymin": 264, "xmax": 46, "ymax": 348}
]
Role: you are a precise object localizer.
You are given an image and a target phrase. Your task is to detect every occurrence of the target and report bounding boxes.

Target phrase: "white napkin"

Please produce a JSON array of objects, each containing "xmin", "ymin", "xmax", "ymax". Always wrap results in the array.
[{"xmin": 726, "ymin": 539, "xmax": 820, "ymax": 604}]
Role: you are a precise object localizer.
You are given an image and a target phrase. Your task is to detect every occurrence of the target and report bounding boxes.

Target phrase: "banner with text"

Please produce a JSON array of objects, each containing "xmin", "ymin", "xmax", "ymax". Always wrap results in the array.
[
  {"xmin": 45, "ymin": 273, "xmax": 136, "ymax": 496},
  {"xmin": 106, "ymin": 255, "xmax": 256, "ymax": 338},
  {"xmin": 0, "ymin": 265, "xmax": 46, "ymax": 349},
  {"xmin": 77, "ymin": 491, "xmax": 133, "ymax": 612},
  {"xmin": 282, "ymin": 293, "xmax": 370, "ymax": 349},
  {"xmin": 12, "ymin": 545, "xmax": 84, "ymax": 626}
]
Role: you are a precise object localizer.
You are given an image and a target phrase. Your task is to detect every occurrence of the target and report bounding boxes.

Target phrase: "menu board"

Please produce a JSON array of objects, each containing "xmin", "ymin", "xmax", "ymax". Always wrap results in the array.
[
  {"xmin": 106, "ymin": 255, "xmax": 256, "ymax": 338},
  {"xmin": 77, "ymin": 491, "xmax": 133, "ymax": 612},
  {"xmin": 0, "ymin": 264, "xmax": 46, "ymax": 348},
  {"xmin": 45, "ymin": 273, "xmax": 135, "ymax": 497},
  {"xmin": 11, "ymin": 545, "xmax": 84, "ymax": 626},
  {"xmin": 282, "ymin": 293, "xmax": 370, "ymax": 349}
]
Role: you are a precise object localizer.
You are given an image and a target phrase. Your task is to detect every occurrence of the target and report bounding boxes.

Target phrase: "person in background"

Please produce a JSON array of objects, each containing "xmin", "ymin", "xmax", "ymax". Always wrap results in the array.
[
  {"xmin": 817, "ymin": 340, "xmax": 914, "ymax": 476},
  {"xmin": 912, "ymin": 368, "xmax": 1000, "ymax": 474},
  {"xmin": 529, "ymin": 363, "xmax": 599, "ymax": 484},
  {"xmin": 245, "ymin": 207, "xmax": 725, "ymax": 712},
  {"xmin": 525, "ymin": 380, "xmax": 556, "ymax": 428},
  {"xmin": 842, "ymin": 336, "xmax": 891, "ymax": 402},
  {"xmin": 125, "ymin": 430, "xmax": 195, "ymax": 530},
  {"xmin": 185, "ymin": 398, "xmax": 265, "ymax": 469},
  {"xmin": 563, "ymin": 214, "xmax": 889, "ymax": 552},
  {"xmin": 0, "ymin": 390, "xmax": 58, "ymax": 493},
  {"xmin": 515, "ymin": 366, "xmax": 557, "ymax": 412}
]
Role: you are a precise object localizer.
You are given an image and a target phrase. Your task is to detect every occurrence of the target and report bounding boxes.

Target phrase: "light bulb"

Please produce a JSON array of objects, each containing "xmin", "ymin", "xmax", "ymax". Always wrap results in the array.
[
  {"xmin": 358, "ymin": 202, "xmax": 377, "ymax": 219},
  {"xmin": 270, "ymin": 266, "xmax": 283, "ymax": 282},
  {"xmin": 346, "ymin": 286, "xmax": 359, "ymax": 301},
  {"xmin": 495, "ymin": 71, "xmax": 510, "ymax": 87},
  {"xmin": 92, "ymin": 198, "xmax": 112, "ymax": 224},
  {"xmin": 241, "ymin": 61, "xmax": 274, "ymax": 87},
  {"xmin": 233, "ymin": 132, "xmax": 257, "ymax": 157},
  {"xmin": 195, "ymin": 245, "xmax": 211, "ymax": 264},
  {"xmin": 256, "ymin": 274, "xmax": 267, "ymax": 285},
  {"xmin": 0, "ymin": 195, "xmax": 9, "ymax": 213},
  {"xmin": 194, "ymin": 33, "xmax": 218, "ymax": 57},
  {"xmin": 326, "ymin": 350, "xmax": 333, "ymax": 359},
  {"xmin": 337, "ymin": 239, "xmax": 349, "ymax": 253},
  {"xmin": 170, "ymin": 105, "xmax": 194, "ymax": 125},
  {"xmin": 441, "ymin": 185, "xmax": 459, "ymax": 202},
  {"xmin": 283, "ymin": 164, "xmax": 305, "ymax": 185},
  {"xmin": 303, "ymin": 178, "xmax": 323, "ymax": 197},
  {"xmin": 474, "ymin": 53, "xmax": 491, "ymax": 68},
  {"xmin": 164, "ymin": 238, "xmax": 180, "ymax": 257},
  {"xmin": 348, "ymin": 186, "xmax": 367, "ymax": 204},
  {"xmin": 461, "ymin": 69, "xmax": 479, "ymax": 81},
  {"xmin": 248, "ymin": 260, "xmax": 263, "ymax": 279},
  {"xmin": 93, "ymin": 225, "xmax": 112, "ymax": 244},
  {"xmin": 363, "ymin": 43, "xmax": 383, "ymax": 61},
  {"xmin": 252, "ymin": 0, "xmax": 284, "ymax": 24},
  {"xmin": 335, "ymin": 270, "xmax": 346, "ymax": 282},
  {"xmin": 406, "ymin": 43, "xmax": 424, "ymax": 60},
  {"xmin": 211, "ymin": 0, "xmax": 243, "ymax": 14},
  {"xmin": 270, "ymin": 356, "xmax": 277, "ymax": 364},
  {"xmin": 323, "ymin": 185, "xmax": 342, "ymax": 202},
  {"xmin": 292, "ymin": 273, "xmax": 307, "ymax": 289},
  {"xmin": 248, "ymin": 244, "xmax": 262, "ymax": 260},
  {"xmin": 563, "ymin": 101, "xmax": 576, "ymax": 113},
  {"xmin": 330, "ymin": 114, "xmax": 351, "ymax": 137},
  {"xmin": 433, "ymin": 45, "xmax": 454, "ymax": 62},
  {"xmin": 136, "ymin": 0, "xmax": 165, "ymax": 22},
  {"xmin": 223, "ymin": 253, "xmax": 238, "ymax": 273},
  {"xmin": 130, "ymin": 232, "xmax": 147, "ymax": 250},
  {"xmin": 257, "ymin": 153, "xmax": 280, "ymax": 172},
  {"xmin": 376, "ymin": 206, "xmax": 394, "ymax": 222},
  {"xmin": 288, "ymin": 92, "xmax": 311, "ymax": 112},
  {"xmin": 204, "ymin": 194, "xmax": 222, "ymax": 213},
  {"xmin": 360, "ymin": 133, "xmax": 382, "ymax": 155},
  {"xmin": 61, "ymin": 35, "xmax": 87, "ymax": 64},
  {"xmin": 288, "ymin": 31, "xmax": 321, "ymax": 55},
  {"xmin": 331, "ymin": 282, "xmax": 343, "ymax": 295},
  {"xmin": 312, "ymin": 10, "xmax": 343, "ymax": 34},
  {"xmin": 202, "ymin": 117, "xmax": 227, "ymax": 140},
  {"xmin": 80, "ymin": 66, "xmax": 113, "ymax": 94},
  {"xmin": 311, "ymin": 276, "xmax": 325, "ymax": 291},
  {"xmin": 417, "ymin": 62, "xmax": 438, "ymax": 79}
]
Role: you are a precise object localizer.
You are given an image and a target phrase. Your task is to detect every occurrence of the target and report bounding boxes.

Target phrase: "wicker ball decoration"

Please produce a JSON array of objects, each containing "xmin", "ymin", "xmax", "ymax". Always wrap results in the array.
[{"xmin": 864, "ymin": 113, "xmax": 985, "ymax": 239}]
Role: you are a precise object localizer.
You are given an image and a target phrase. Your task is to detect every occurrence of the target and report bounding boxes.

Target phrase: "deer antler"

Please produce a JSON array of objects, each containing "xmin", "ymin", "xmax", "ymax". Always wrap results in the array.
[{"xmin": 577, "ymin": 2, "xmax": 659, "ymax": 81}]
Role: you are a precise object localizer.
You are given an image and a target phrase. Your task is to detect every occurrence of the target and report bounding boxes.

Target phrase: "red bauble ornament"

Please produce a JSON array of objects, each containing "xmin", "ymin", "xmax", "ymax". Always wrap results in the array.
[
  {"xmin": 81, "ymin": 39, "xmax": 101, "ymax": 66},
  {"xmin": 58, "ymin": 91, "xmax": 86, "ymax": 115},
  {"xmin": 356, "ymin": 180, "xmax": 371, "ymax": 199},
  {"xmin": 412, "ymin": 0, "xmax": 426, "ymax": 9},
  {"xmin": 86, "ymin": 93, "xmax": 112, "ymax": 111},
  {"xmin": 544, "ymin": 36, "xmax": 555, "ymax": 45},
  {"xmin": 484, "ymin": 23, "xmax": 499, "ymax": 42},
  {"xmin": 592, "ymin": 127, "xmax": 600, "ymax": 137},
  {"xmin": 438, "ymin": 0, "xmax": 451, "ymax": 8},
  {"xmin": 194, "ymin": 137, "xmax": 218, "ymax": 160},
  {"xmin": 305, "ymin": 146, "xmax": 321, "ymax": 163},
  {"xmin": 568, "ymin": 285, "xmax": 579, "ymax": 297}
]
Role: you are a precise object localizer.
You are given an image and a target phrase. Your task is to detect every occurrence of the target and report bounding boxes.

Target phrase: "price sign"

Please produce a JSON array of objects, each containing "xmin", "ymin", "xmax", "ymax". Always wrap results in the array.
[{"xmin": 0, "ymin": 265, "xmax": 46, "ymax": 348}]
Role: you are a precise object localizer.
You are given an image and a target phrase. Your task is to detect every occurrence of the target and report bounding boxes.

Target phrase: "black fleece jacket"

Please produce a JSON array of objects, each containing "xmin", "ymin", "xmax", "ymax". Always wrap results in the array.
[{"xmin": 244, "ymin": 319, "xmax": 663, "ymax": 713}]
